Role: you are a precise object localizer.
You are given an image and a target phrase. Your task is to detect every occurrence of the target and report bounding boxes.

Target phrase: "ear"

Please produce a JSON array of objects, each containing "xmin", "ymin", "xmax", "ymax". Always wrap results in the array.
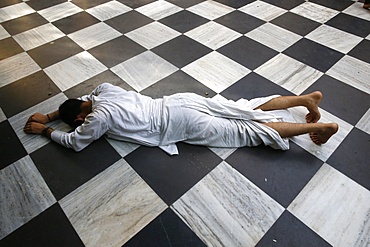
[{"xmin": 74, "ymin": 119, "xmax": 84, "ymax": 127}]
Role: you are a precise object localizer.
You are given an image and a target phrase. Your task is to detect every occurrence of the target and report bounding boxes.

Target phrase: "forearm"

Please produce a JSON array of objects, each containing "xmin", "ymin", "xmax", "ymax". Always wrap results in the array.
[{"xmin": 46, "ymin": 110, "xmax": 60, "ymax": 122}]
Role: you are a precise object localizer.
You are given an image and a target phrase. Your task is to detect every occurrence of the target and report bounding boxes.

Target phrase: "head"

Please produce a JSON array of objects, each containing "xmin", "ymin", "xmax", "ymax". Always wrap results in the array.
[{"xmin": 59, "ymin": 99, "xmax": 85, "ymax": 128}]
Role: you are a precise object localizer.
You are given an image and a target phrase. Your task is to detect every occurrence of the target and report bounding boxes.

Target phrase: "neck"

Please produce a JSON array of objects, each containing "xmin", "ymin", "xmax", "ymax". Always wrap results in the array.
[{"xmin": 81, "ymin": 100, "xmax": 92, "ymax": 115}]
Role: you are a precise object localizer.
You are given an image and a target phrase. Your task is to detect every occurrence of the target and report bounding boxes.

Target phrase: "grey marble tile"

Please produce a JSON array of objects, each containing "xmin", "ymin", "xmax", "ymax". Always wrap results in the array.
[
  {"xmin": 288, "ymin": 163, "xmax": 370, "ymax": 247},
  {"xmin": 106, "ymin": 138, "xmax": 140, "ymax": 157},
  {"xmin": 111, "ymin": 51, "xmax": 178, "ymax": 91},
  {"xmin": 0, "ymin": 52, "xmax": 41, "ymax": 88},
  {"xmin": 356, "ymin": 108, "xmax": 370, "ymax": 135},
  {"xmin": 38, "ymin": 2, "xmax": 83, "ymax": 22},
  {"xmin": 0, "ymin": 107, "xmax": 6, "ymax": 122},
  {"xmin": 182, "ymin": 51, "xmax": 250, "ymax": 93},
  {"xmin": 44, "ymin": 51, "xmax": 108, "ymax": 91},
  {"xmin": 172, "ymin": 161, "xmax": 284, "ymax": 247},
  {"xmin": 343, "ymin": 2, "xmax": 370, "ymax": 21},
  {"xmin": 0, "ymin": 155, "xmax": 56, "ymax": 240},
  {"xmin": 86, "ymin": 1, "xmax": 131, "ymax": 21},
  {"xmin": 60, "ymin": 158, "xmax": 167, "ymax": 246},
  {"xmin": 187, "ymin": 1, "xmax": 234, "ymax": 20},
  {"xmin": 208, "ymin": 147, "xmax": 236, "ymax": 160},
  {"xmin": 239, "ymin": 1, "xmax": 287, "ymax": 22},
  {"xmin": 326, "ymin": 55, "xmax": 370, "ymax": 94},
  {"xmin": 0, "ymin": 25, "xmax": 10, "ymax": 40},
  {"xmin": 255, "ymin": 53, "xmax": 323, "ymax": 95},
  {"xmin": 8, "ymin": 93, "xmax": 70, "ymax": 154},
  {"xmin": 136, "ymin": 0, "xmax": 182, "ymax": 20},
  {"xmin": 290, "ymin": 2, "xmax": 339, "ymax": 23},
  {"xmin": 0, "ymin": 2, "xmax": 35, "ymax": 23}
]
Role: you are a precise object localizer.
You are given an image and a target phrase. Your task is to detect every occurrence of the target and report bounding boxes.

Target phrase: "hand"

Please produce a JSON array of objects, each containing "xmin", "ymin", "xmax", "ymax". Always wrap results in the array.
[
  {"xmin": 24, "ymin": 122, "xmax": 47, "ymax": 135},
  {"xmin": 27, "ymin": 113, "xmax": 49, "ymax": 124}
]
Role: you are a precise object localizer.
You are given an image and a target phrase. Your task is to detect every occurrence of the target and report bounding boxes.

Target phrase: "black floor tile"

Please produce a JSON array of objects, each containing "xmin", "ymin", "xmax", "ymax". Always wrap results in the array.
[
  {"xmin": 152, "ymin": 35, "xmax": 211, "ymax": 68},
  {"xmin": 89, "ymin": 36, "xmax": 146, "ymax": 68},
  {"xmin": 327, "ymin": 128, "xmax": 370, "ymax": 190},
  {"xmin": 0, "ymin": 121, "xmax": 27, "ymax": 170},
  {"xmin": 167, "ymin": 0, "xmax": 205, "ymax": 8},
  {"xmin": 215, "ymin": 10, "xmax": 265, "ymax": 34},
  {"xmin": 256, "ymin": 211, "xmax": 331, "ymax": 247},
  {"xmin": 0, "ymin": 71, "xmax": 60, "ymax": 117},
  {"xmin": 326, "ymin": 13, "xmax": 370, "ymax": 38},
  {"xmin": 116, "ymin": 0, "xmax": 156, "ymax": 9},
  {"xmin": 283, "ymin": 38, "xmax": 344, "ymax": 72},
  {"xmin": 30, "ymin": 138, "xmax": 121, "ymax": 200},
  {"xmin": 28, "ymin": 36, "xmax": 84, "ymax": 69},
  {"xmin": 1, "ymin": 13, "xmax": 48, "ymax": 36},
  {"xmin": 263, "ymin": 0, "xmax": 304, "ymax": 10},
  {"xmin": 124, "ymin": 208, "xmax": 206, "ymax": 247},
  {"xmin": 348, "ymin": 39, "xmax": 370, "ymax": 64},
  {"xmin": 0, "ymin": 37, "xmax": 24, "ymax": 60},
  {"xmin": 271, "ymin": 12, "xmax": 321, "ymax": 36},
  {"xmin": 105, "ymin": 11, "xmax": 153, "ymax": 34},
  {"xmin": 309, "ymin": 0, "xmax": 353, "ymax": 11},
  {"xmin": 125, "ymin": 142, "xmax": 222, "ymax": 205},
  {"xmin": 0, "ymin": 204, "xmax": 84, "ymax": 247},
  {"xmin": 226, "ymin": 143, "xmax": 323, "ymax": 207},
  {"xmin": 214, "ymin": 0, "xmax": 255, "ymax": 8},
  {"xmin": 159, "ymin": 10, "xmax": 209, "ymax": 33},
  {"xmin": 0, "ymin": 0, "xmax": 22, "ymax": 8},
  {"xmin": 52, "ymin": 12, "xmax": 100, "ymax": 35},
  {"xmin": 26, "ymin": 0, "xmax": 67, "ymax": 11},
  {"xmin": 221, "ymin": 72, "xmax": 293, "ymax": 101},
  {"xmin": 218, "ymin": 36, "xmax": 278, "ymax": 70},
  {"xmin": 304, "ymin": 75, "xmax": 370, "ymax": 125},
  {"xmin": 71, "ymin": 0, "xmax": 110, "ymax": 9},
  {"xmin": 141, "ymin": 70, "xmax": 216, "ymax": 98}
]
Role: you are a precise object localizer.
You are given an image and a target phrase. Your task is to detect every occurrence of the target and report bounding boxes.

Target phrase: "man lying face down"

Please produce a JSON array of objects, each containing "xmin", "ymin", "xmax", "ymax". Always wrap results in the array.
[{"xmin": 24, "ymin": 82, "xmax": 338, "ymax": 155}]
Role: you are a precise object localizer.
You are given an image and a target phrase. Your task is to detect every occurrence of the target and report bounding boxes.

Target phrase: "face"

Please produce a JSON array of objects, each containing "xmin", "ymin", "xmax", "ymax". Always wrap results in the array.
[{"xmin": 74, "ymin": 112, "xmax": 87, "ymax": 126}]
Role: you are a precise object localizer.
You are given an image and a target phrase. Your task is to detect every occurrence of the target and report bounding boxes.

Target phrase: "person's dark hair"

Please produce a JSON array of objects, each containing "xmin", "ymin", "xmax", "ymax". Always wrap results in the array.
[{"xmin": 59, "ymin": 99, "xmax": 84, "ymax": 128}]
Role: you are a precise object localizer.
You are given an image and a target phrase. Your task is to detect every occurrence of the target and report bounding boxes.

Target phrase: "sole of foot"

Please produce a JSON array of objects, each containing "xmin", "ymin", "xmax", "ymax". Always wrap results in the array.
[
  {"xmin": 310, "ymin": 123, "xmax": 339, "ymax": 145},
  {"xmin": 306, "ymin": 91, "xmax": 322, "ymax": 123}
]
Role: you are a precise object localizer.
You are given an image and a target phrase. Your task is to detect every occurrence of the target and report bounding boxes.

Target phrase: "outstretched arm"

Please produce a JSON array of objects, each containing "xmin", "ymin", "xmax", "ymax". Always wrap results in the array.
[{"xmin": 23, "ymin": 110, "xmax": 59, "ymax": 137}]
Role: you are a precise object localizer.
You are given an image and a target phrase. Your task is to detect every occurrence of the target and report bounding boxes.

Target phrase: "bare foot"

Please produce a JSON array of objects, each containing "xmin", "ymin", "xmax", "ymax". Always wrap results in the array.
[
  {"xmin": 305, "ymin": 91, "xmax": 322, "ymax": 123},
  {"xmin": 310, "ymin": 123, "xmax": 338, "ymax": 145},
  {"xmin": 364, "ymin": 3, "xmax": 370, "ymax": 9}
]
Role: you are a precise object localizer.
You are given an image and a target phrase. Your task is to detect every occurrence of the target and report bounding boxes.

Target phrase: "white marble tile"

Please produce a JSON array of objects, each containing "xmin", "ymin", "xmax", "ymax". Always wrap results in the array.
[
  {"xmin": 0, "ymin": 156, "xmax": 56, "ymax": 240},
  {"xmin": 60, "ymin": 159, "xmax": 167, "ymax": 247},
  {"xmin": 288, "ymin": 163, "xmax": 370, "ymax": 247},
  {"xmin": 305, "ymin": 25, "xmax": 362, "ymax": 54},
  {"xmin": 44, "ymin": 51, "xmax": 107, "ymax": 91},
  {"xmin": 8, "ymin": 93, "xmax": 70, "ymax": 154},
  {"xmin": 38, "ymin": 2, "xmax": 82, "ymax": 22},
  {"xmin": 125, "ymin": 22, "xmax": 180, "ymax": 49},
  {"xmin": 0, "ymin": 3, "xmax": 35, "ymax": 22},
  {"xmin": 86, "ymin": 1, "xmax": 131, "ymax": 21},
  {"xmin": 288, "ymin": 107, "xmax": 353, "ymax": 162},
  {"xmin": 245, "ymin": 23, "xmax": 302, "ymax": 52},
  {"xmin": 13, "ymin": 23, "xmax": 65, "ymax": 51},
  {"xmin": 208, "ymin": 147, "xmax": 236, "ymax": 160},
  {"xmin": 290, "ymin": 2, "xmax": 339, "ymax": 23},
  {"xmin": 0, "ymin": 25, "xmax": 10, "ymax": 40},
  {"xmin": 111, "ymin": 51, "xmax": 178, "ymax": 92},
  {"xmin": 343, "ymin": 2, "xmax": 370, "ymax": 21},
  {"xmin": 182, "ymin": 51, "xmax": 250, "ymax": 93},
  {"xmin": 68, "ymin": 22, "xmax": 122, "ymax": 50},
  {"xmin": 106, "ymin": 138, "xmax": 140, "ymax": 157},
  {"xmin": 0, "ymin": 52, "xmax": 41, "ymax": 88},
  {"xmin": 185, "ymin": 21, "xmax": 241, "ymax": 50},
  {"xmin": 172, "ymin": 161, "xmax": 284, "ymax": 246},
  {"xmin": 239, "ymin": 1, "xmax": 287, "ymax": 21},
  {"xmin": 255, "ymin": 54, "xmax": 323, "ymax": 95},
  {"xmin": 136, "ymin": 0, "xmax": 182, "ymax": 20},
  {"xmin": 0, "ymin": 108, "xmax": 6, "ymax": 122},
  {"xmin": 356, "ymin": 108, "xmax": 370, "ymax": 135},
  {"xmin": 187, "ymin": 1, "xmax": 234, "ymax": 20},
  {"xmin": 326, "ymin": 55, "xmax": 370, "ymax": 94}
]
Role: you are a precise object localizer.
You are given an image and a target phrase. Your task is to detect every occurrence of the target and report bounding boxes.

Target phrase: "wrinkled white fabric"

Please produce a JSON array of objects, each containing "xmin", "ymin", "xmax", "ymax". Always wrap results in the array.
[{"xmin": 51, "ymin": 83, "xmax": 295, "ymax": 155}]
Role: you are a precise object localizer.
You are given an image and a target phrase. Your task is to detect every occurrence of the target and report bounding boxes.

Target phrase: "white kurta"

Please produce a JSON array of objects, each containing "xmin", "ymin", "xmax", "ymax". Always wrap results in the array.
[{"xmin": 51, "ymin": 83, "xmax": 294, "ymax": 155}]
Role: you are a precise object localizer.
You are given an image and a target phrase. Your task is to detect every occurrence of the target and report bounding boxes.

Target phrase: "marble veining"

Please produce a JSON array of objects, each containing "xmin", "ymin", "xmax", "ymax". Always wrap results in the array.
[
  {"xmin": 288, "ymin": 163, "xmax": 370, "ymax": 247},
  {"xmin": 68, "ymin": 22, "xmax": 122, "ymax": 50},
  {"xmin": 136, "ymin": 0, "xmax": 182, "ymax": 20},
  {"xmin": 209, "ymin": 147, "xmax": 236, "ymax": 160},
  {"xmin": 111, "ymin": 51, "xmax": 178, "ymax": 91},
  {"xmin": 290, "ymin": 2, "xmax": 339, "ymax": 23},
  {"xmin": 343, "ymin": 2, "xmax": 370, "ymax": 21},
  {"xmin": 106, "ymin": 138, "xmax": 139, "ymax": 157},
  {"xmin": 86, "ymin": 1, "xmax": 131, "ymax": 21},
  {"xmin": 327, "ymin": 55, "xmax": 370, "ymax": 94},
  {"xmin": 172, "ymin": 161, "xmax": 284, "ymax": 246},
  {"xmin": 288, "ymin": 107, "xmax": 353, "ymax": 162},
  {"xmin": 13, "ymin": 23, "xmax": 65, "ymax": 51},
  {"xmin": 0, "ymin": 3, "xmax": 35, "ymax": 23},
  {"xmin": 255, "ymin": 53, "xmax": 323, "ymax": 95},
  {"xmin": 44, "ymin": 51, "xmax": 108, "ymax": 91},
  {"xmin": 8, "ymin": 93, "xmax": 70, "ymax": 154},
  {"xmin": 38, "ymin": 2, "xmax": 83, "ymax": 22},
  {"xmin": 125, "ymin": 22, "xmax": 181, "ymax": 49},
  {"xmin": 0, "ymin": 25, "xmax": 10, "ymax": 40},
  {"xmin": 239, "ymin": 1, "xmax": 286, "ymax": 22},
  {"xmin": 0, "ymin": 108, "xmax": 6, "ymax": 122},
  {"xmin": 185, "ymin": 21, "xmax": 241, "ymax": 50},
  {"xmin": 60, "ymin": 159, "xmax": 167, "ymax": 247},
  {"xmin": 306, "ymin": 25, "xmax": 362, "ymax": 54},
  {"xmin": 187, "ymin": 1, "xmax": 234, "ymax": 20},
  {"xmin": 0, "ymin": 52, "xmax": 41, "ymax": 88},
  {"xmin": 246, "ymin": 23, "xmax": 302, "ymax": 52},
  {"xmin": 182, "ymin": 51, "xmax": 250, "ymax": 93},
  {"xmin": 0, "ymin": 156, "xmax": 56, "ymax": 240},
  {"xmin": 356, "ymin": 108, "xmax": 370, "ymax": 135}
]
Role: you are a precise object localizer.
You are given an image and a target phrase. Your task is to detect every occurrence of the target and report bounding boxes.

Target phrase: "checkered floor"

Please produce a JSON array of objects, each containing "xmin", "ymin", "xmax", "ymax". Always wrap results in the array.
[{"xmin": 1, "ymin": 0, "xmax": 370, "ymax": 246}]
